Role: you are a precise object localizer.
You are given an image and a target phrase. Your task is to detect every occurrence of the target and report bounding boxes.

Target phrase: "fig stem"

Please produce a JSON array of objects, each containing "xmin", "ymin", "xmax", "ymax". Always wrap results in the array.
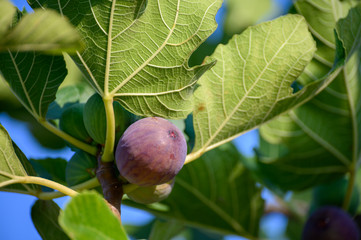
[
  {"xmin": 39, "ymin": 119, "xmax": 97, "ymax": 156},
  {"xmin": 342, "ymin": 166, "xmax": 356, "ymax": 211},
  {"xmin": 101, "ymin": 96, "xmax": 116, "ymax": 162},
  {"xmin": 96, "ymin": 155, "xmax": 124, "ymax": 213}
]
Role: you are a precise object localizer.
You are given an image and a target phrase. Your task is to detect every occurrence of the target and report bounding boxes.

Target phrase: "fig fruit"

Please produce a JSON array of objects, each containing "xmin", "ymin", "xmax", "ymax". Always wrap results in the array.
[
  {"xmin": 59, "ymin": 103, "xmax": 91, "ymax": 142},
  {"xmin": 115, "ymin": 117, "xmax": 187, "ymax": 186},
  {"xmin": 66, "ymin": 151, "xmax": 97, "ymax": 186},
  {"xmin": 302, "ymin": 206, "xmax": 359, "ymax": 240},
  {"xmin": 310, "ymin": 178, "xmax": 359, "ymax": 215},
  {"xmin": 83, "ymin": 93, "xmax": 127, "ymax": 144},
  {"xmin": 127, "ymin": 179, "xmax": 174, "ymax": 204}
]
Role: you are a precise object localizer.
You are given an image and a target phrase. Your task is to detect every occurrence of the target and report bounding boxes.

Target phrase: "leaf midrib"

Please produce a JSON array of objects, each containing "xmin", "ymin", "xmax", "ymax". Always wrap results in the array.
[{"xmin": 109, "ymin": 0, "xmax": 181, "ymax": 95}]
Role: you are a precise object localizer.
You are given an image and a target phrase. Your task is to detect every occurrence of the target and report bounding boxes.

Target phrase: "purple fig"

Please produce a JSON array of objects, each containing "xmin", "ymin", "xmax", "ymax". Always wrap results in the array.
[
  {"xmin": 115, "ymin": 117, "xmax": 186, "ymax": 186},
  {"xmin": 302, "ymin": 206, "xmax": 359, "ymax": 240}
]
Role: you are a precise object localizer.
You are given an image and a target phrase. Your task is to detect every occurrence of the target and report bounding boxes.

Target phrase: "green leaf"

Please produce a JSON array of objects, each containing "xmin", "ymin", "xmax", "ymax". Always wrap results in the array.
[
  {"xmin": 149, "ymin": 220, "xmax": 184, "ymax": 240},
  {"xmin": 224, "ymin": 0, "xmax": 272, "ymax": 36},
  {"xmin": 335, "ymin": 4, "xmax": 361, "ymax": 61},
  {"xmin": 191, "ymin": 14, "xmax": 316, "ymax": 157},
  {"xmin": 124, "ymin": 143, "xmax": 264, "ymax": 238},
  {"xmin": 59, "ymin": 191, "xmax": 129, "ymax": 240},
  {"xmin": 0, "ymin": 124, "xmax": 40, "ymax": 193},
  {"xmin": 0, "ymin": 1, "xmax": 83, "ymax": 53},
  {"xmin": 294, "ymin": 0, "xmax": 357, "ymax": 48},
  {"xmin": 47, "ymin": 83, "xmax": 95, "ymax": 120},
  {"xmin": 255, "ymin": 3, "xmax": 361, "ymax": 191},
  {"xmin": 65, "ymin": 151, "xmax": 97, "ymax": 187},
  {"xmin": 31, "ymin": 200, "xmax": 70, "ymax": 240},
  {"xmin": 30, "ymin": 158, "xmax": 67, "ymax": 186},
  {"xmin": 256, "ymin": 112, "xmax": 348, "ymax": 191},
  {"xmin": 0, "ymin": 50, "xmax": 67, "ymax": 119},
  {"xmin": 0, "ymin": 0, "xmax": 16, "ymax": 37},
  {"xmin": 124, "ymin": 221, "xmax": 154, "ymax": 240},
  {"xmin": 0, "ymin": 53, "xmax": 67, "ymax": 119},
  {"xmin": 29, "ymin": 0, "xmax": 222, "ymax": 119}
]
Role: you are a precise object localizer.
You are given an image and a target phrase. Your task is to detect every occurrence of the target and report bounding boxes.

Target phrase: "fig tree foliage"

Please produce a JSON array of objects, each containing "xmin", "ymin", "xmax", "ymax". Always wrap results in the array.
[{"xmin": 0, "ymin": 0, "xmax": 360, "ymax": 239}]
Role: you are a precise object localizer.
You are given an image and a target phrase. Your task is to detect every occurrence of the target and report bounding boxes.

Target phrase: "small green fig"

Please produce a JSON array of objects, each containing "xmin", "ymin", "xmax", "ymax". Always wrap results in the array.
[
  {"xmin": 127, "ymin": 179, "xmax": 174, "ymax": 204},
  {"xmin": 59, "ymin": 103, "xmax": 91, "ymax": 142},
  {"xmin": 115, "ymin": 117, "xmax": 187, "ymax": 186},
  {"xmin": 66, "ymin": 151, "xmax": 97, "ymax": 186},
  {"xmin": 83, "ymin": 93, "xmax": 127, "ymax": 144}
]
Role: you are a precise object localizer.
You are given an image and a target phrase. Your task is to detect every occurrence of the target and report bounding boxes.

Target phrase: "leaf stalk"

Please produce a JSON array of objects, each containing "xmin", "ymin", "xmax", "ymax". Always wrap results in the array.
[
  {"xmin": 102, "ymin": 96, "xmax": 116, "ymax": 162},
  {"xmin": 39, "ymin": 119, "xmax": 97, "ymax": 156}
]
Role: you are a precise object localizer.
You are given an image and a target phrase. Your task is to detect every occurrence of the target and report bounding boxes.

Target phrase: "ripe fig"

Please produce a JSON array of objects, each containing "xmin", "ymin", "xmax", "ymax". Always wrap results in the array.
[
  {"xmin": 66, "ymin": 151, "xmax": 97, "ymax": 186},
  {"xmin": 115, "ymin": 117, "xmax": 187, "ymax": 186},
  {"xmin": 127, "ymin": 179, "xmax": 174, "ymax": 204},
  {"xmin": 83, "ymin": 93, "xmax": 127, "ymax": 144},
  {"xmin": 310, "ymin": 178, "xmax": 359, "ymax": 215},
  {"xmin": 59, "ymin": 103, "xmax": 91, "ymax": 142},
  {"xmin": 302, "ymin": 206, "xmax": 359, "ymax": 240}
]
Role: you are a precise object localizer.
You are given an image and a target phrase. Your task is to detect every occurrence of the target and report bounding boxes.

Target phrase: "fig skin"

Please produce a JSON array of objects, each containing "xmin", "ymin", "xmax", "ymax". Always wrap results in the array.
[
  {"xmin": 127, "ymin": 179, "xmax": 174, "ymax": 204},
  {"xmin": 115, "ymin": 117, "xmax": 187, "ymax": 186},
  {"xmin": 59, "ymin": 103, "xmax": 91, "ymax": 142},
  {"xmin": 302, "ymin": 206, "xmax": 359, "ymax": 240},
  {"xmin": 83, "ymin": 93, "xmax": 127, "ymax": 144}
]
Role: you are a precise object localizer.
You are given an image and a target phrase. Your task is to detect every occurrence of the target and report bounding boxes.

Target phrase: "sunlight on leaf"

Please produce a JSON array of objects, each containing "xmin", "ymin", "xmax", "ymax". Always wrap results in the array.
[
  {"xmin": 335, "ymin": 4, "xmax": 361, "ymax": 61},
  {"xmin": 295, "ymin": 0, "xmax": 357, "ymax": 48},
  {"xmin": 191, "ymin": 14, "xmax": 316, "ymax": 157},
  {"xmin": 0, "ymin": 124, "xmax": 39, "ymax": 192},
  {"xmin": 29, "ymin": 0, "xmax": 222, "ymax": 118},
  {"xmin": 256, "ymin": 3, "xmax": 361, "ymax": 191},
  {"xmin": 0, "ymin": 0, "xmax": 16, "ymax": 37},
  {"xmin": 0, "ymin": 51, "xmax": 67, "ymax": 118},
  {"xmin": 59, "ymin": 191, "xmax": 129, "ymax": 240},
  {"xmin": 0, "ymin": 1, "xmax": 83, "ymax": 53}
]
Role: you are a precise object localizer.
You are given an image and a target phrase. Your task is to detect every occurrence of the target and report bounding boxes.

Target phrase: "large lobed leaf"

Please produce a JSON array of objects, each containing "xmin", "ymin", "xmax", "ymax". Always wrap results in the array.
[
  {"xmin": 0, "ymin": 124, "xmax": 39, "ymax": 193},
  {"xmin": 59, "ymin": 191, "xmax": 129, "ymax": 240},
  {"xmin": 29, "ymin": 0, "xmax": 222, "ymax": 118},
  {"xmin": 124, "ymin": 143, "xmax": 264, "ymax": 238},
  {"xmin": 0, "ymin": 51, "xmax": 67, "ymax": 118},
  {"xmin": 256, "ymin": 2, "xmax": 361, "ymax": 191},
  {"xmin": 191, "ymin": 14, "xmax": 316, "ymax": 157},
  {"xmin": 294, "ymin": 0, "xmax": 356, "ymax": 48},
  {"xmin": 0, "ymin": 0, "xmax": 82, "ymax": 53},
  {"xmin": 224, "ymin": 0, "xmax": 272, "ymax": 36}
]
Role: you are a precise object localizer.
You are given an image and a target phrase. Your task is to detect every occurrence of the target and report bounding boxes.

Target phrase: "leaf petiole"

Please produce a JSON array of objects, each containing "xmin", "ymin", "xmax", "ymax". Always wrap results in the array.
[
  {"xmin": 38, "ymin": 177, "xmax": 100, "ymax": 200},
  {"xmin": 0, "ymin": 170, "xmax": 78, "ymax": 197},
  {"xmin": 101, "ymin": 95, "xmax": 116, "ymax": 162},
  {"xmin": 39, "ymin": 119, "xmax": 97, "ymax": 156}
]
